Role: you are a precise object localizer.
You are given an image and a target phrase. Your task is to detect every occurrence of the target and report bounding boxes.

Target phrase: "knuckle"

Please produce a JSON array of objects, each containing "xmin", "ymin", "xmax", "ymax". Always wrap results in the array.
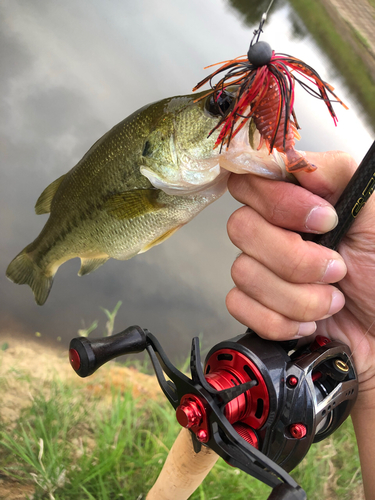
[
  {"xmin": 267, "ymin": 184, "xmax": 297, "ymax": 223},
  {"xmin": 330, "ymin": 150, "xmax": 357, "ymax": 175},
  {"xmin": 269, "ymin": 197, "xmax": 287, "ymax": 223},
  {"xmin": 226, "ymin": 287, "xmax": 249, "ymax": 321},
  {"xmin": 289, "ymin": 285, "xmax": 329, "ymax": 322},
  {"xmin": 256, "ymin": 315, "xmax": 299, "ymax": 341},
  {"xmin": 225, "ymin": 287, "xmax": 239, "ymax": 314},
  {"xmin": 230, "ymin": 254, "xmax": 248, "ymax": 286},
  {"xmin": 227, "ymin": 174, "xmax": 250, "ymax": 199},
  {"xmin": 287, "ymin": 257, "xmax": 308, "ymax": 283},
  {"xmin": 284, "ymin": 240, "xmax": 321, "ymax": 283},
  {"xmin": 227, "ymin": 206, "xmax": 252, "ymax": 246}
]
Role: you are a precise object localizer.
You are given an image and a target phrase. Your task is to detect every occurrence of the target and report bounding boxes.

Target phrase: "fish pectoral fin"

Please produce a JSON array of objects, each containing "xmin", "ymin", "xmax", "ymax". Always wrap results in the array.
[
  {"xmin": 103, "ymin": 189, "xmax": 165, "ymax": 220},
  {"xmin": 35, "ymin": 174, "xmax": 67, "ymax": 214},
  {"xmin": 78, "ymin": 256, "xmax": 109, "ymax": 276},
  {"xmin": 139, "ymin": 226, "xmax": 182, "ymax": 253}
]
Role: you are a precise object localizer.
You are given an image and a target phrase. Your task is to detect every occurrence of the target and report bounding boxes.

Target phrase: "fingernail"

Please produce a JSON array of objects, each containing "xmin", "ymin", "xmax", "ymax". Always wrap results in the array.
[
  {"xmin": 321, "ymin": 259, "xmax": 347, "ymax": 283},
  {"xmin": 305, "ymin": 206, "xmax": 338, "ymax": 233},
  {"xmin": 327, "ymin": 290, "xmax": 345, "ymax": 316},
  {"xmin": 296, "ymin": 321, "xmax": 317, "ymax": 337}
]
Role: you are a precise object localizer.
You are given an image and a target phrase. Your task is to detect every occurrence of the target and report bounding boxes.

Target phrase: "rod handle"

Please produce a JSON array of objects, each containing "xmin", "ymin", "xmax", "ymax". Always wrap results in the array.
[{"xmin": 313, "ymin": 141, "xmax": 375, "ymax": 250}]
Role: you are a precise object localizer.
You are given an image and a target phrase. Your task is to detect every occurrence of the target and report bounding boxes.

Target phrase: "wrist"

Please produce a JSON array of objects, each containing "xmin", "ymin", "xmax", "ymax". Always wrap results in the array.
[
  {"xmin": 352, "ymin": 382, "xmax": 375, "ymax": 412},
  {"xmin": 351, "ymin": 399, "xmax": 375, "ymax": 500}
]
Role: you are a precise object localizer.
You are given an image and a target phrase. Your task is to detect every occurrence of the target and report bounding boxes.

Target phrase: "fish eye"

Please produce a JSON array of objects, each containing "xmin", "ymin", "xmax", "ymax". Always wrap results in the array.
[
  {"xmin": 142, "ymin": 140, "xmax": 153, "ymax": 157},
  {"xmin": 205, "ymin": 91, "xmax": 234, "ymax": 117}
]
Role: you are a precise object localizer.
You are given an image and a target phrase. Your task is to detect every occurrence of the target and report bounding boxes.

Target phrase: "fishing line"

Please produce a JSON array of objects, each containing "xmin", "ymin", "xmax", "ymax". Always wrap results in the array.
[
  {"xmin": 251, "ymin": 0, "xmax": 276, "ymax": 45},
  {"xmin": 347, "ymin": 316, "xmax": 375, "ymax": 363}
]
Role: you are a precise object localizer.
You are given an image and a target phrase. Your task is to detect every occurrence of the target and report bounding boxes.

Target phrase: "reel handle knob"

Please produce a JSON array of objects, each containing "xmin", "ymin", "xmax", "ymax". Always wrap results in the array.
[
  {"xmin": 267, "ymin": 484, "xmax": 306, "ymax": 500},
  {"xmin": 69, "ymin": 325, "xmax": 148, "ymax": 377}
]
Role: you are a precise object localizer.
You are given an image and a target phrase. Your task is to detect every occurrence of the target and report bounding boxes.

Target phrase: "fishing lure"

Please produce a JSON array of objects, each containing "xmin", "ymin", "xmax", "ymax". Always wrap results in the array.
[{"xmin": 193, "ymin": 9, "xmax": 348, "ymax": 173}]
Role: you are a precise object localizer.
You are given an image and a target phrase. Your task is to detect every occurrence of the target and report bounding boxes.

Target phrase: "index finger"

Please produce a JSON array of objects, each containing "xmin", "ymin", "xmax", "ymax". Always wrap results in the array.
[
  {"xmin": 294, "ymin": 150, "xmax": 357, "ymax": 204},
  {"xmin": 227, "ymin": 150, "xmax": 357, "ymax": 234}
]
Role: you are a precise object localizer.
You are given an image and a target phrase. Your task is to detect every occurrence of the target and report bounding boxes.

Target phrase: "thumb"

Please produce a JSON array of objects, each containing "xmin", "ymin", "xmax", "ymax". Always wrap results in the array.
[{"xmin": 294, "ymin": 151, "xmax": 357, "ymax": 205}]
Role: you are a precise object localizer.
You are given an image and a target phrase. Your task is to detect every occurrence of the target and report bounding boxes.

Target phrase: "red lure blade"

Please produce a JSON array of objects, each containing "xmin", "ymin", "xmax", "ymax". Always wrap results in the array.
[{"xmin": 193, "ymin": 41, "xmax": 348, "ymax": 173}]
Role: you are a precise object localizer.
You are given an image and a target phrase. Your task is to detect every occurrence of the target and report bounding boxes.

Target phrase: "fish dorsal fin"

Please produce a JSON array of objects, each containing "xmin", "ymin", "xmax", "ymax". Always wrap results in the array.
[
  {"xmin": 78, "ymin": 256, "xmax": 109, "ymax": 276},
  {"xmin": 35, "ymin": 174, "xmax": 67, "ymax": 214},
  {"xmin": 103, "ymin": 189, "xmax": 165, "ymax": 220}
]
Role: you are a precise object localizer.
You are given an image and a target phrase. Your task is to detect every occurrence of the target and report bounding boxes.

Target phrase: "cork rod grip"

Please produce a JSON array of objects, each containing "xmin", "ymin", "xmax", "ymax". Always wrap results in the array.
[{"xmin": 146, "ymin": 429, "xmax": 219, "ymax": 500}]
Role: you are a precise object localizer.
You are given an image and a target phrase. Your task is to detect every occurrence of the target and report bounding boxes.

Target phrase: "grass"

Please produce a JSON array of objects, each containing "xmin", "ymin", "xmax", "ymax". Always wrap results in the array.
[
  {"xmin": 0, "ymin": 372, "xmax": 363, "ymax": 500},
  {"xmin": 351, "ymin": 27, "xmax": 372, "ymax": 51},
  {"xmin": 0, "ymin": 376, "xmax": 178, "ymax": 500}
]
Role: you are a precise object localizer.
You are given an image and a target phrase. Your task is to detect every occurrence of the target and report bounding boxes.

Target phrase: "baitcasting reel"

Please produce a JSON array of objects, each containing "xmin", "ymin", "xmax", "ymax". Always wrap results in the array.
[{"xmin": 69, "ymin": 327, "xmax": 358, "ymax": 500}]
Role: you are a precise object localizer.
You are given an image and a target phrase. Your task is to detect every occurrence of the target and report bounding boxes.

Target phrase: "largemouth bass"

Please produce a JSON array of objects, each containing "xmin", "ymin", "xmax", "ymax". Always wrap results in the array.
[{"xmin": 6, "ymin": 89, "xmax": 287, "ymax": 305}]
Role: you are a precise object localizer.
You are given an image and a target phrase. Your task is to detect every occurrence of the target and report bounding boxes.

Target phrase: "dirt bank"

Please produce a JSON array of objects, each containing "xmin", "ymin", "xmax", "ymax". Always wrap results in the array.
[
  {"xmin": 0, "ymin": 332, "xmax": 162, "ymax": 500},
  {"xmin": 321, "ymin": 0, "xmax": 375, "ymax": 79}
]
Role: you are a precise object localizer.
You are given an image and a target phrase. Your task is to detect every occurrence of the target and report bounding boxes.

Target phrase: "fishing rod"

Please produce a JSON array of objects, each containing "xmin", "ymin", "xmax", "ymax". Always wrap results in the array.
[
  {"xmin": 313, "ymin": 140, "xmax": 375, "ymax": 249},
  {"xmin": 68, "ymin": 139, "xmax": 375, "ymax": 500}
]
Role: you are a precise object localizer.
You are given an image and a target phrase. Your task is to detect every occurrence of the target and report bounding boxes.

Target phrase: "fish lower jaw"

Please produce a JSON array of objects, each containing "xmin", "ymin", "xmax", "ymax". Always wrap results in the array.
[
  {"xmin": 219, "ymin": 150, "xmax": 285, "ymax": 179},
  {"xmin": 140, "ymin": 164, "xmax": 223, "ymax": 196}
]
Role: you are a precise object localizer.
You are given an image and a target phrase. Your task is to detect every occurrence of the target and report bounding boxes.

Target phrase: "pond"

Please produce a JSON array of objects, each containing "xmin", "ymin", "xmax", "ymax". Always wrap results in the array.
[{"xmin": 1, "ymin": 0, "xmax": 374, "ymax": 363}]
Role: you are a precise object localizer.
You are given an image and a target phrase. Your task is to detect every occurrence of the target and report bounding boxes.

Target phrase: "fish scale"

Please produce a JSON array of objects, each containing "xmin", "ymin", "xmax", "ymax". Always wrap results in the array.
[
  {"xmin": 6, "ymin": 87, "xmax": 291, "ymax": 305},
  {"xmin": 6, "ymin": 91, "xmax": 228, "ymax": 305}
]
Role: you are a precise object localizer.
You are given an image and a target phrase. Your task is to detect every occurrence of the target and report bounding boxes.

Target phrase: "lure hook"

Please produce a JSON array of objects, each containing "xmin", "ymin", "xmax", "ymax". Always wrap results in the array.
[{"xmin": 250, "ymin": 0, "xmax": 276, "ymax": 46}]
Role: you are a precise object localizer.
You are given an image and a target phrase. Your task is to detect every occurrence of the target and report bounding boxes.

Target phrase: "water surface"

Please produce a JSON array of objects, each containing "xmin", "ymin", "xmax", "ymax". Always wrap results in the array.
[{"xmin": 1, "ymin": 0, "xmax": 373, "ymax": 362}]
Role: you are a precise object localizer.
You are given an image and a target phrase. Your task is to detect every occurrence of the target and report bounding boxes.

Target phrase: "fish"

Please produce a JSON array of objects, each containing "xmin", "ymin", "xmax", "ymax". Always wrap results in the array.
[{"xmin": 6, "ymin": 88, "xmax": 288, "ymax": 305}]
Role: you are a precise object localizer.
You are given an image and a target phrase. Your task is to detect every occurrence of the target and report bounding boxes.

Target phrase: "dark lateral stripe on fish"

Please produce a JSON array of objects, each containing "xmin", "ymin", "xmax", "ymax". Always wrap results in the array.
[{"xmin": 31, "ymin": 201, "xmax": 103, "ymax": 267}]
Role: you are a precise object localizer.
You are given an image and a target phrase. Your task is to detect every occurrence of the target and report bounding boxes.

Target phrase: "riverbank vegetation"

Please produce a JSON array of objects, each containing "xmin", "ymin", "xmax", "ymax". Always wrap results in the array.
[{"xmin": 0, "ymin": 337, "xmax": 364, "ymax": 500}]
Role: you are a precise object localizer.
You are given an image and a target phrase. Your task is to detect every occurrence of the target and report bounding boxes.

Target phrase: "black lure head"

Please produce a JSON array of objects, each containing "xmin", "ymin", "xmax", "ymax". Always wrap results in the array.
[{"xmin": 247, "ymin": 41, "xmax": 273, "ymax": 67}]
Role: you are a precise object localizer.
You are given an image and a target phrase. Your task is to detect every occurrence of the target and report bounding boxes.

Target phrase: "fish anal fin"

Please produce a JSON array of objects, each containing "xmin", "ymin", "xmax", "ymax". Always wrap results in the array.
[
  {"xmin": 35, "ymin": 174, "xmax": 67, "ymax": 214},
  {"xmin": 104, "ymin": 189, "xmax": 164, "ymax": 220},
  {"xmin": 140, "ymin": 226, "xmax": 182, "ymax": 253},
  {"xmin": 78, "ymin": 256, "xmax": 109, "ymax": 276}
]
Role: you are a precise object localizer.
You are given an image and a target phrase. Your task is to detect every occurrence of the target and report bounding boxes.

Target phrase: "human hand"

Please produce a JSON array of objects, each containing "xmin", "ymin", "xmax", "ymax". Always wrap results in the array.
[{"xmin": 226, "ymin": 150, "xmax": 375, "ymax": 405}]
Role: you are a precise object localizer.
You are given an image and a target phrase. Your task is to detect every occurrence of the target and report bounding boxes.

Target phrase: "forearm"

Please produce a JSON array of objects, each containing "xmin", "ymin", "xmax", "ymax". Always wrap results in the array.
[{"xmin": 351, "ymin": 389, "xmax": 375, "ymax": 500}]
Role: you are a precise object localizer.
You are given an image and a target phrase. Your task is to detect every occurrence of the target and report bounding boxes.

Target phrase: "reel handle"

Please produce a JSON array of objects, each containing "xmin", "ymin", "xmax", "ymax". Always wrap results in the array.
[{"xmin": 69, "ymin": 325, "xmax": 148, "ymax": 377}]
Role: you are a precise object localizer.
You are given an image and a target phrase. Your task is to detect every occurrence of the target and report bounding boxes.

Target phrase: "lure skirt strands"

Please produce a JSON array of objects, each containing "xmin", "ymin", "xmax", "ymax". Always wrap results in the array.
[{"xmin": 193, "ymin": 40, "xmax": 348, "ymax": 173}]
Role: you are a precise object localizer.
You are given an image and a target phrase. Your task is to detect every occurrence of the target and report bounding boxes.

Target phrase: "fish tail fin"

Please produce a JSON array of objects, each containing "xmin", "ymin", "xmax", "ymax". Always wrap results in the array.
[{"xmin": 6, "ymin": 250, "xmax": 54, "ymax": 306}]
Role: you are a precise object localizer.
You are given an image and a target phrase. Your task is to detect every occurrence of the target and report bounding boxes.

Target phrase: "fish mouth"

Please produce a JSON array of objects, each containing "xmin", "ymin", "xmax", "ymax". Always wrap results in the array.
[
  {"xmin": 141, "ymin": 127, "xmax": 226, "ymax": 195},
  {"xmin": 219, "ymin": 121, "xmax": 291, "ymax": 180},
  {"xmin": 140, "ymin": 163, "xmax": 228, "ymax": 197},
  {"xmin": 140, "ymin": 116, "xmax": 291, "ymax": 198}
]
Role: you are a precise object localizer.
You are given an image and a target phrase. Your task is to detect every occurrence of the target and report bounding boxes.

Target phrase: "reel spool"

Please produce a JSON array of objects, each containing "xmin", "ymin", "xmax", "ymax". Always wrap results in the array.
[{"xmin": 69, "ymin": 327, "xmax": 358, "ymax": 499}]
